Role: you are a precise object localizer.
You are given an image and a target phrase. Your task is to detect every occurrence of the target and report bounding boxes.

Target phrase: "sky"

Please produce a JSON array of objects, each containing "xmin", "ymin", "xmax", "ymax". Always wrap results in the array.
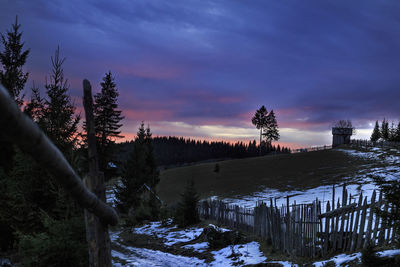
[{"xmin": 1, "ymin": 0, "xmax": 400, "ymax": 148}]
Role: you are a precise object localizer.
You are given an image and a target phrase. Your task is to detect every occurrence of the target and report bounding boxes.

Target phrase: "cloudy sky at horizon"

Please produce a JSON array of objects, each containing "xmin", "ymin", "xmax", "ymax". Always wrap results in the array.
[{"xmin": 1, "ymin": 0, "xmax": 400, "ymax": 148}]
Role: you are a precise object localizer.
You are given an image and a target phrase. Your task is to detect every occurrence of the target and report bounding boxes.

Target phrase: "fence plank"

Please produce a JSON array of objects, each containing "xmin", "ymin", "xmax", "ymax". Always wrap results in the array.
[{"xmin": 364, "ymin": 190, "xmax": 376, "ymax": 248}]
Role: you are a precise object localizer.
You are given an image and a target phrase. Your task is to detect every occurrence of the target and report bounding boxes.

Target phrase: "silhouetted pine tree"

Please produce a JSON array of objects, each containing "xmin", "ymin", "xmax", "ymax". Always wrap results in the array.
[
  {"xmin": 93, "ymin": 71, "xmax": 124, "ymax": 175},
  {"xmin": 0, "ymin": 16, "xmax": 29, "ymax": 106},
  {"xmin": 115, "ymin": 122, "xmax": 159, "ymax": 214},
  {"xmin": 252, "ymin": 105, "xmax": 268, "ymax": 155},
  {"xmin": 264, "ymin": 109, "xmax": 280, "ymax": 146},
  {"xmin": 42, "ymin": 47, "xmax": 80, "ymax": 153},
  {"xmin": 0, "ymin": 17, "xmax": 30, "ymax": 173},
  {"xmin": 395, "ymin": 122, "xmax": 400, "ymax": 142},
  {"xmin": 175, "ymin": 179, "xmax": 200, "ymax": 227},
  {"xmin": 381, "ymin": 118, "xmax": 389, "ymax": 141},
  {"xmin": 370, "ymin": 121, "xmax": 381, "ymax": 142}
]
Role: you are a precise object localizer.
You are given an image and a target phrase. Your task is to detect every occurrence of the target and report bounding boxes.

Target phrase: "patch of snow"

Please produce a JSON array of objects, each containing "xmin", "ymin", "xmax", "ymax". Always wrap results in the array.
[
  {"xmin": 132, "ymin": 221, "xmax": 203, "ymax": 246},
  {"xmin": 112, "ymin": 246, "xmax": 207, "ymax": 266},
  {"xmin": 313, "ymin": 252, "xmax": 361, "ymax": 267},
  {"xmin": 208, "ymin": 224, "xmax": 230, "ymax": 233},
  {"xmin": 267, "ymin": 261, "xmax": 298, "ymax": 267},
  {"xmin": 183, "ymin": 242, "xmax": 209, "ymax": 252},
  {"xmin": 164, "ymin": 227, "xmax": 204, "ymax": 246},
  {"xmin": 377, "ymin": 249, "xmax": 400, "ymax": 258},
  {"xmin": 211, "ymin": 241, "xmax": 266, "ymax": 266}
]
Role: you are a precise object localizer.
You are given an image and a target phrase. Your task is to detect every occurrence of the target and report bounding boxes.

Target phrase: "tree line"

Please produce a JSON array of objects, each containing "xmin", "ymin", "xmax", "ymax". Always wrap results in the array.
[
  {"xmin": 370, "ymin": 119, "xmax": 400, "ymax": 142},
  {"xmin": 116, "ymin": 136, "xmax": 291, "ymax": 168}
]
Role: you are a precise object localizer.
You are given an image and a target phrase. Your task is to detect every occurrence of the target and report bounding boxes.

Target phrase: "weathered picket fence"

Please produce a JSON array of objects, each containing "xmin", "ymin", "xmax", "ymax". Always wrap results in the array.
[
  {"xmin": 291, "ymin": 145, "xmax": 332, "ymax": 154},
  {"xmin": 198, "ymin": 185, "xmax": 396, "ymax": 258},
  {"xmin": 350, "ymin": 139, "xmax": 400, "ymax": 148}
]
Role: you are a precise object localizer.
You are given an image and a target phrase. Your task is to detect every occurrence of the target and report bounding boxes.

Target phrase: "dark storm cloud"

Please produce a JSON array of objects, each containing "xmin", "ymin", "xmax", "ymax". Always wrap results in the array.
[{"xmin": 1, "ymin": 0, "xmax": 400, "ymax": 143}]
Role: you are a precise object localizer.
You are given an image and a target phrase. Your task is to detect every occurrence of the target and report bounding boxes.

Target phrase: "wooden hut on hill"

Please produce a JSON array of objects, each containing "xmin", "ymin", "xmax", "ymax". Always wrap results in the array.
[{"xmin": 332, "ymin": 127, "xmax": 353, "ymax": 147}]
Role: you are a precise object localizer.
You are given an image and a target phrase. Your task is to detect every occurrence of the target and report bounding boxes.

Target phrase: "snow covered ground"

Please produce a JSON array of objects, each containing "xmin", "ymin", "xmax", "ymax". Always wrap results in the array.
[
  {"xmin": 313, "ymin": 249, "xmax": 400, "ymax": 267},
  {"xmin": 108, "ymin": 146, "xmax": 400, "ymax": 266},
  {"xmin": 209, "ymin": 147, "xmax": 400, "ymax": 211},
  {"xmin": 111, "ymin": 222, "xmax": 268, "ymax": 266}
]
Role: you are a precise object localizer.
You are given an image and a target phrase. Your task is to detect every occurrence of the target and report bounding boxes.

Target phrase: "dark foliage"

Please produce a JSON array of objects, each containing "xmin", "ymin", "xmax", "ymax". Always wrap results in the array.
[
  {"xmin": 0, "ymin": 17, "xmax": 29, "ymax": 173},
  {"xmin": 115, "ymin": 123, "xmax": 160, "ymax": 215},
  {"xmin": 42, "ymin": 47, "xmax": 80, "ymax": 152},
  {"xmin": 0, "ymin": 16, "xmax": 29, "ymax": 106},
  {"xmin": 93, "ymin": 71, "xmax": 124, "ymax": 176},
  {"xmin": 370, "ymin": 121, "xmax": 381, "ymax": 142},
  {"xmin": 174, "ymin": 179, "xmax": 200, "ymax": 227},
  {"xmin": 116, "ymin": 137, "xmax": 290, "ymax": 168},
  {"xmin": 361, "ymin": 243, "xmax": 386, "ymax": 267},
  {"xmin": 373, "ymin": 175, "xmax": 400, "ymax": 246}
]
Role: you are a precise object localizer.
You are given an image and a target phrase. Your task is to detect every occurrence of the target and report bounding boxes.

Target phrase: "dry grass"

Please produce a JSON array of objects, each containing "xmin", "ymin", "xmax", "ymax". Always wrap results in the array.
[{"xmin": 157, "ymin": 148, "xmax": 376, "ymax": 205}]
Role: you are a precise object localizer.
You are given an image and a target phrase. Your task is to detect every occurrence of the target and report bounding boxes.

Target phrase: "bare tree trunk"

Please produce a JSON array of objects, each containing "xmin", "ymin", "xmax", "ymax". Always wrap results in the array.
[
  {"xmin": 0, "ymin": 83, "xmax": 118, "ymax": 226},
  {"xmin": 83, "ymin": 79, "xmax": 112, "ymax": 267}
]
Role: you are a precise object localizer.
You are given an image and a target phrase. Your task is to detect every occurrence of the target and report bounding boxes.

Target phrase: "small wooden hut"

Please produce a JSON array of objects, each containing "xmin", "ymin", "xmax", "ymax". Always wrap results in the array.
[{"xmin": 332, "ymin": 127, "xmax": 353, "ymax": 147}]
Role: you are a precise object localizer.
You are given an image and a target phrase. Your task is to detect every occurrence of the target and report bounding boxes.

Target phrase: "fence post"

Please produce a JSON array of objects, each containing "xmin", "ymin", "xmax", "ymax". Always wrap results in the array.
[{"xmin": 83, "ymin": 79, "xmax": 112, "ymax": 267}]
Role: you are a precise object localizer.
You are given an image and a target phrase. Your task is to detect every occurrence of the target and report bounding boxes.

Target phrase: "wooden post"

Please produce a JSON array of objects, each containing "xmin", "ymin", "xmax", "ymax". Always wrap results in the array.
[{"xmin": 83, "ymin": 79, "xmax": 112, "ymax": 267}]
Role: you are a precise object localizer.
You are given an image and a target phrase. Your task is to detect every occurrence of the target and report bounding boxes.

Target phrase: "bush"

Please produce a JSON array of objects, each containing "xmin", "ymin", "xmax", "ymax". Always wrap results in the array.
[
  {"xmin": 174, "ymin": 179, "xmax": 200, "ymax": 227},
  {"xmin": 18, "ymin": 215, "xmax": 88, "ymax": 267},
  {"xmin": 361, "ymin": 243, "xmax": 384, "ymax": 267},
  {"xmin": 207, "ymin": 228, "xmax": 243, "ymax": 250},
  {"xmin": 213, "ymin": 163, "xmax": 220, "ymax": 173}
]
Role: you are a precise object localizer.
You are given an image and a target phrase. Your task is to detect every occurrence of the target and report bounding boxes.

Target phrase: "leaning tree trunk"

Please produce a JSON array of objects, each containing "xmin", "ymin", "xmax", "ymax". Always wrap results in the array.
[
  {"xmin": 0, "ymin": 83, "xmax": 118, "ymax": 224},
  {"xmin": 83, "ymin": 80, "xmax": 112, "ymax": 267}
]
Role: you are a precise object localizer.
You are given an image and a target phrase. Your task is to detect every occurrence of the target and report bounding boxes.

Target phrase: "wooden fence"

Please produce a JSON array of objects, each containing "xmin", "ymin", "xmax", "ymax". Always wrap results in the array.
[
  {"xmin": 198, "ymin": 185, "xmax": 396, "ymax": 258},
  {"xmin": 291, "ymin": 145, "xmax": 332, "ymax": 154},
  {"xmin": 350, "ymin": 139, "xmax": 400, "ymax": 148}
]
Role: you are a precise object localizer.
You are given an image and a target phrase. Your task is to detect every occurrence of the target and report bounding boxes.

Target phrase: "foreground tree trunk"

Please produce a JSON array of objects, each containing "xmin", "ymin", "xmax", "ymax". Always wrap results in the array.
[
  {"xmin": 0, "ymin": 83, "xmax": 118, "ymax": 223},
  {"xmin": 83, "ymin": 79, "xmax": 112, "ymax": 267}
]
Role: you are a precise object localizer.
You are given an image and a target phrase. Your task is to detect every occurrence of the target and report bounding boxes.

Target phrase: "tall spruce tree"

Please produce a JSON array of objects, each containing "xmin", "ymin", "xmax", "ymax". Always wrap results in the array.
[
  {"xmin": 0, "ymin": 16, "xmax": 30, "ymax": 106},
  {"xmin": 381, "ymin": 118, "xmax": 389, "ymax": 141},
  {"xmin": 42, "ymin": 47, "xmax": 80, "ymax": 153},
  {"xmin": 370, "ymin": 121, "xmax": 381, "ymax": 142},
  {"xmin": 0, "ymin": 17, "xmax": 30, "ymax": 173},
  {"xmin": 251, "ymin": 105, "xmax": 268, "ymax": 155},
  {"xmin": 395, "ymin": 122, "xmax": 400, "ymax": 142},
  {"xmin": 263, "ymin": 109, "xmax": 280, "ymax": 145},
  {"xmin": 93, "ymin": 71, "xmax": 124, "ymax": 174},
  {"xmin": 115, "ymin": 122, "xmax": 159, "ymax": 214}
]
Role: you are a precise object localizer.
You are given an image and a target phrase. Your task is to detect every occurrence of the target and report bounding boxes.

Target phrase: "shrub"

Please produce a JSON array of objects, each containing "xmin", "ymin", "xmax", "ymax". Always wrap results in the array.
[
  {"xmin": 361, "ymin": 243, "xmax": 384, "ymax": 267},
  {"xmin": 214, "ymin": 163, "xmax": 220, "ymax": 173},
  {"xmin": 18, "ymin": 215, "xmax": 88, "ymax": 267},
  {"xmin": 174, "ymin": 179, "xmax": 200, "ymax": 227}
]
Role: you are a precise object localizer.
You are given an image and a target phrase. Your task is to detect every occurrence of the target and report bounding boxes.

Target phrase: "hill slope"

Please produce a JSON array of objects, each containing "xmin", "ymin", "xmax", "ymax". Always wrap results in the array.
[{"xmin": 157, "ymin": 148, "xmax": 375, "ymax": 205}]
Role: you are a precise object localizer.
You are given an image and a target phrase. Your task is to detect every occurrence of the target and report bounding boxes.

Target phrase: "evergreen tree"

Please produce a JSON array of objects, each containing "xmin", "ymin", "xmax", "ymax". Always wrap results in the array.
[
  {"xmin": 389, "ymin": 122, "xmax": 396, "ymax": 141},
  {"xmin": 263, "ymin": 109, "xmax": 280, "ymax": 145},
  {"xmin": 381, "ymin": 118, "xmax": 389, "ymax": 141},
  {"xmin": 251, "ymin": 105, "xmax": 268, "ymax": 155},
  {"xmin": 370, "ymin": 120, "xmax": 381, "ymax": 142},
  {"xmin": 395, "ymin": 122, "xmax": 400, "ymax": 142},
  {"xmin": 0, "ymin": 16, "xmax": 30, "ymax": 106},
  {"xmin": 115, "ymin": 122, "xmax": 159, "ymax": 214},
  {"xmin": 93, "ymin": 71, "xmax": 124, "ymax": 175},
  {"xmin": 24, "ymin": 82, "xmax": 44, "ymax": 123},
  {"xmin": 42, "ymin": 47, "xmax": 80, "ymax": 153},
  {"xmin": 0, "ymin": 17, "xmax": 29, "ymax": 173},
  {"xmin": 175, "ymin": 179, "xmax": 200, "ymax": 227}
]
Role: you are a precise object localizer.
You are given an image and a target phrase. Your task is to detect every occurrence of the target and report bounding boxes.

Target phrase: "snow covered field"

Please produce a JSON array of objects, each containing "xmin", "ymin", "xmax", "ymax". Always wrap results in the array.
[
  {"xmin": 108, "ymin": 146, "xmax": 400, "ymax": 266},
  {"xmin": 209, "ymin": 147, "xmax": 400, "ymax": 211}
]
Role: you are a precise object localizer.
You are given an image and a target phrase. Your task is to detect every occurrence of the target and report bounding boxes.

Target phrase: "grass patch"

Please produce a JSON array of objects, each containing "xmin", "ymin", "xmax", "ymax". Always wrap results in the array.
[{"xmin": 158, "ymin": 148, "xmax": 377, "ymax": 205}]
